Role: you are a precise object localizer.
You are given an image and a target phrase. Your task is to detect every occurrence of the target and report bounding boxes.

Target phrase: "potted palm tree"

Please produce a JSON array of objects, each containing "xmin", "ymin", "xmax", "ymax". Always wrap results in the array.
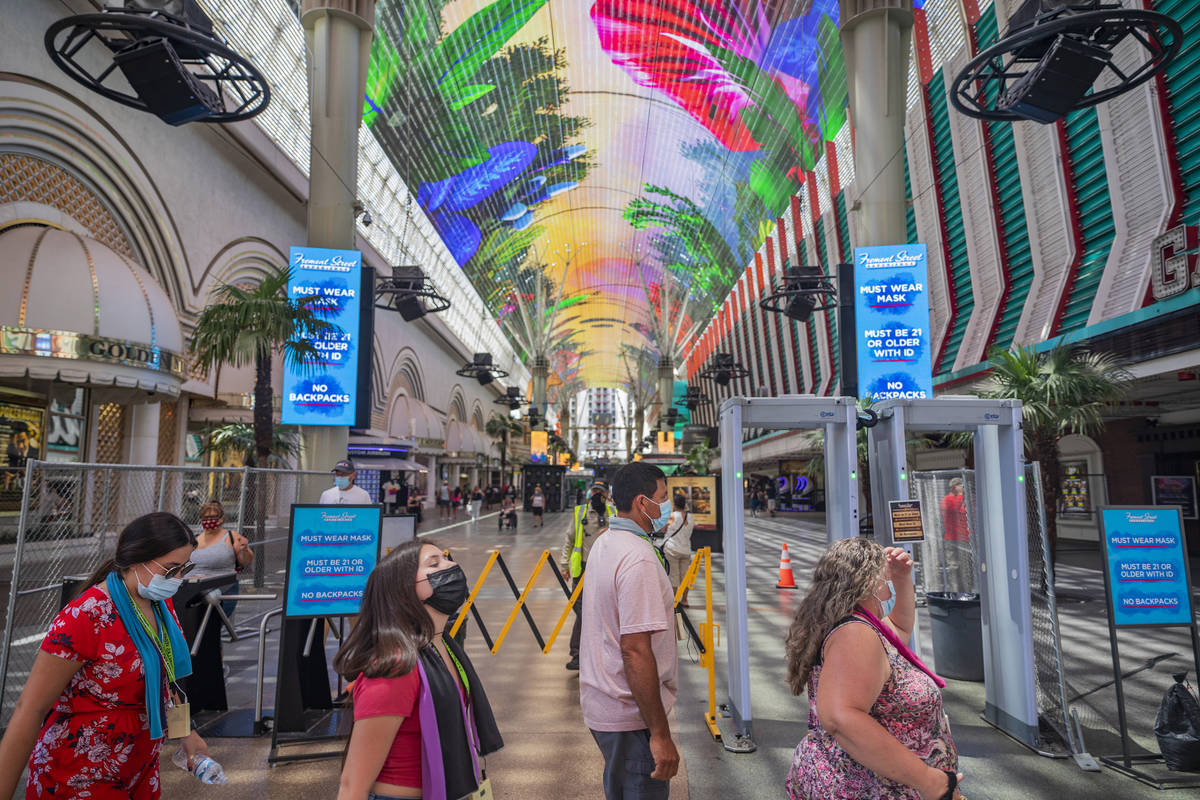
[
  {"xmin": 189, "ymin": 267, "xmax": 338, "ymax": 585},
  {"xmin": 486, "ymin": 413, "xmax": 524, "ymax": 489},
  {"xmin": 978, "ymin": 345, "xmax": 1130, "ymax": 565}
]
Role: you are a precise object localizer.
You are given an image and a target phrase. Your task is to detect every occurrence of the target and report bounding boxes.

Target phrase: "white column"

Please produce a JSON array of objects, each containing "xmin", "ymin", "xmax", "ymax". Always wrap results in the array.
[
  {"xmin": 840, "ymin": 1, "xmax": 914, "ymax": 247},
  {"xmin": 426, "ymin": 455, "xmax": 438, "ymax": 509},
  {"xmin": 173, "ymin": 396, "xmax": 189, "ymax": 465},
  {"xmin": 128, "ymin": 402, "xmax": 160, "ymax": 466}
]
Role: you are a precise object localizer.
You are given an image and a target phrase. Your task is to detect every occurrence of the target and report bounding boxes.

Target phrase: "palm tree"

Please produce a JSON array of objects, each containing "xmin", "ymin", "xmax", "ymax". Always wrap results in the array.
[
  {"xmin": 620, "ymin": 344, "xmax": 660, "ymax": 455},
  {"xmin": 189, "ymin": 268, "xmax": 337, "ymax": 468},
  {"xmin": 486, "ymin": 413, "xmax": 523, "ymax": 487},
  {"xmin": 190, "ymin": 268, "xmax": 338, "ymax": 587},
  {"xmin": 201, "ymin": 423, "xmax": 301, "ymax": 468},
  {"xmin": 979, "ymin": 345, "xmax": 1131, "ymax": 562},
  {"xmin": 685, "ymin": 441, "xmax": 715, "ymax": 476}
]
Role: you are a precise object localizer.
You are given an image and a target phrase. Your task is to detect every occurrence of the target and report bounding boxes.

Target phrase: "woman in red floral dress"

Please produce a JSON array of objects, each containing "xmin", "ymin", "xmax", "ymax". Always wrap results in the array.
[{"xmin": 0, "ymin": 513, "xmax": 212, "ymax": 798}]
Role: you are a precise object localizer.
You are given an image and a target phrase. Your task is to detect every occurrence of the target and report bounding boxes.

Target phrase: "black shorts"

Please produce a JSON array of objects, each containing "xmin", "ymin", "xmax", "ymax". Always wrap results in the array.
[
  {"xmin": 532, "ymin": 507, "xmax": 544, "ymax": 516},
  {"xmin": 437, "ymin": 498, "xmax": 449, "ymax": 507}
]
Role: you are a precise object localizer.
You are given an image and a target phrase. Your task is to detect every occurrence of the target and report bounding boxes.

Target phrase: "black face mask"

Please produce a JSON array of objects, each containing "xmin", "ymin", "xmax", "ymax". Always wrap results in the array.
[{"xmin": 423, "ymin": 564, "xmax": 469, "ymax": 614}]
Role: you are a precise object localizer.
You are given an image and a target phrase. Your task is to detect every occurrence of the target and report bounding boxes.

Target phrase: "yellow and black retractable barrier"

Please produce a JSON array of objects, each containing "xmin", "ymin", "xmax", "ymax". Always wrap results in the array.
[
  {"xmin": 448, "ymin": 549, "xmax": 576, "ymax": 654},
  {"xmin": 448, "ymin": 545, "xmax": 722, "ymax": 743}
]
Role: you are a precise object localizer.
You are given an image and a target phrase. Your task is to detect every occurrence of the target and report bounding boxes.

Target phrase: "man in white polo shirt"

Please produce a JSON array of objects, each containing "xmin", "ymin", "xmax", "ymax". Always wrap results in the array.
[
  {"xmin": 318, "ymin": 459, "xmax": 371, "ymax": 505},
  {"xmin": 579, "ymin": 461, "xmax": 678, "ymax": 799}
]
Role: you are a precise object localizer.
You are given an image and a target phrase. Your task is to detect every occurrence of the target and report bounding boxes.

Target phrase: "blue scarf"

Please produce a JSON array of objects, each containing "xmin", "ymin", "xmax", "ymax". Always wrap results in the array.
[{"xmin": 106, "ymin": 571, "xmax": 193, "ymax": 739}]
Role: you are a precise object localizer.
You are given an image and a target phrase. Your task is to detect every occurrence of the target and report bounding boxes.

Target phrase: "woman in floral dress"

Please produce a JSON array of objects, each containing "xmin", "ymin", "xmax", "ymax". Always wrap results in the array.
[
  {"xmin": 0, "ymin": 512, "xmax": 211, "ymax": 798},
  {"xmin": 784, "ymin": 538, "xmax": 964, "ymax": 800}
]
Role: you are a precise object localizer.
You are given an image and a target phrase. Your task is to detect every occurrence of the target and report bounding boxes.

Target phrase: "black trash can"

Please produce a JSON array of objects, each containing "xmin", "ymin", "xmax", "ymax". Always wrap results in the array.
[
  {"xmin": 926, "ymin": 591, "xmax": 984, "ymax": 681},
  {"xmin": 60, "ymin": 575, "xmax": 91, "ymax": 610}
]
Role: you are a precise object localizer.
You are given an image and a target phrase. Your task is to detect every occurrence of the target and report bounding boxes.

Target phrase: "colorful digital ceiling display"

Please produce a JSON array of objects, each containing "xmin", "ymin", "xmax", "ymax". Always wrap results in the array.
[{"xmin": 365, "ymin": 0, "xmax": 848, "ymax": 384}]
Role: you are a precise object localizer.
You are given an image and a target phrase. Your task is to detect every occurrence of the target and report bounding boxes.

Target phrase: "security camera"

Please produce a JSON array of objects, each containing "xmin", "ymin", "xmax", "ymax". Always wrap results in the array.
[{"xmin": 362, "ymin": 210, "xmax": 372, "ymax": 227}]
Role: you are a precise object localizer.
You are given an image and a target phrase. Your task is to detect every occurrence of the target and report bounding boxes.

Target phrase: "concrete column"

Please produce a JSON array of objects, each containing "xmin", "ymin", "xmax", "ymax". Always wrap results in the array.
[
  {"xmin": 298, "ymin": 1, "xmax": 376, "ymax": 491},
  {"xmin": 840, "ymin": 0, "xmax": 914, "ymax": 247},
  {"xmin": 531, "ymin": 355, "xmax": 549, "ymax": 425},
  {"xmin": 657, "ymin": 355, "xmax": 674, "ymax": 429},
  {"xmin": 173, "ymin": 396, "xmax": 190, "ymax": 466},
  {"xmin": 426, "ymin": 455, "xmax": 438, "ymax": 509},
  {"xmin": 128, "ymin": 401, "xmax": 160, "ymax": 466}
]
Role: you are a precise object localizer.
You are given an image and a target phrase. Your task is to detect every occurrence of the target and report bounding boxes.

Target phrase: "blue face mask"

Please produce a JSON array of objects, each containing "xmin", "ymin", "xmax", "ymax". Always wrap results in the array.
[
  {"xmin": 639, "ymin": 495, "xmax": 673, "ymax": 532},
  {"xmin": 136, "ymin": 565, "xmax": 182, "ymax": 602},
  {"xmin": 334, "ymin": 476, "xmax": 351, "ymax": 490}
]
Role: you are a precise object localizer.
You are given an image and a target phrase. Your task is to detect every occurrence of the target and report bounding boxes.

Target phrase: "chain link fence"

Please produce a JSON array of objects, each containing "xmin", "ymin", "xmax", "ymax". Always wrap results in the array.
[
  {"xmin": 911, "ymin": 469, "xmax": 976, "ymax": 596},
  {"xmin": 0, "ymin": 460, "xmax": 329, "ymax": 728},
  {"xmin": 911, "ymin": 465, "xmax": 1085, "ymax": 758}
]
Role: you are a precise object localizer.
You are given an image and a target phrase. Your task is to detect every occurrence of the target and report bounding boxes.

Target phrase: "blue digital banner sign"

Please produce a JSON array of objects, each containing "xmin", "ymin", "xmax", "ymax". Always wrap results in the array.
[
  {"xmin": 1099, "ymin": 507, "xmax": 1194, "ymax": 627},
  {"xmin": 853, "ymin": 244, "xmax": 933, "ymax": 400},
  {"xmin": 285, "ymin": 504, "xmax": 382, "ymax": 618},
  {"xmin": 282, "ymin": 246, "xmax": 362, "ymax": 426}
]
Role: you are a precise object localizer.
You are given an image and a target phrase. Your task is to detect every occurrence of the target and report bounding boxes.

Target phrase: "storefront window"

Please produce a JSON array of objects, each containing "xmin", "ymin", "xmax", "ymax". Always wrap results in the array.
[
  {"xmin": 46, "ymin": 388, "xmax": 88, "ymax": 463},
  {"xmin": 1060, "ymin": 461, "xmax": 1091, "ymax": 517}
]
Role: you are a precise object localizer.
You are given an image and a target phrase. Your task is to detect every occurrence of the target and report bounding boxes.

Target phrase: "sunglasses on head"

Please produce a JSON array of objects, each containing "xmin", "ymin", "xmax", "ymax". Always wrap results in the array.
[{"xmin": 152, "ymin": 559, "xmax": 195, "ymax": 579}]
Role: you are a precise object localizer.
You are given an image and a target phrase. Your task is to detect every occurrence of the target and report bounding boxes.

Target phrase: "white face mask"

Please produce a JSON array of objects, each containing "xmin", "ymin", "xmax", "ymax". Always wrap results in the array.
[
  {"xmin": 136, "ymin": 564, "xmax": 183, "ymax": 602},
  {"xmin": 638, "ymin": 495, "xmax": 673, "ymax": 532},
  {"xmin": 875, "ymin": 579, "xmax": 894, "ymax": 605}
]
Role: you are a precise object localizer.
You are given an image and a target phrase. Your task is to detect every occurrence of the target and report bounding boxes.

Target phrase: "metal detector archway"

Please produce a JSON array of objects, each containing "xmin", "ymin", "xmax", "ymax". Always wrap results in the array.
[
  {"xmin": 866, "ymin": 397, "xmax": 1040, "ymax": 749},
  {"xmin": 718, "ymin": 396, "xmax": 860, "ymax": 752}
]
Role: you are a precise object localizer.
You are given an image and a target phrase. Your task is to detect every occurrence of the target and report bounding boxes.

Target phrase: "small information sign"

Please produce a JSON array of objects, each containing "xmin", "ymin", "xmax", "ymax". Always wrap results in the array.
[
  {"xmin": 1151, "ymin": 475, "xmax": 1198, "ymax": 520},
  {"xmin": 889, "ymin": 499, "xmax": 925, "ymax": 544}
]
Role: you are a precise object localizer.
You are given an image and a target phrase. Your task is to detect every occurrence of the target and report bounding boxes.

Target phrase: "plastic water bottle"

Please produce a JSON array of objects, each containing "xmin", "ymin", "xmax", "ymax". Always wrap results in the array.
[{"xmin": 172, "ymin": 746, "xmax": 228, "ymax": 785}]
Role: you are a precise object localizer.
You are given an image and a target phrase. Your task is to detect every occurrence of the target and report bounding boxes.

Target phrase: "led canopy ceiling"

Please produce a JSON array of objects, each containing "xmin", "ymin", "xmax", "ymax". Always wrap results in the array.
[{"xmin": 363, "ymin": 0, "xmax": 851, "ymax": 384}]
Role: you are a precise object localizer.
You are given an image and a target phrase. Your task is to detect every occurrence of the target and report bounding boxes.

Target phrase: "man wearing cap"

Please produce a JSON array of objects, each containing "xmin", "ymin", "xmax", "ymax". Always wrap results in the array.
[{"xmin": 319, "ymin": 459, "xmax": 372, "ymax": 505}]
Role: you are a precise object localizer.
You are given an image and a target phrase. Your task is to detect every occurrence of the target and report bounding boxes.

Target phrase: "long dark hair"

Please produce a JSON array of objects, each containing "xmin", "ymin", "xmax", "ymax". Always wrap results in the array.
[
  {"xmin": 333, "ymin": 539, "xmax": 437, "ymax": 681},
  {"xmin": 85, "ymin": 512, "xmax": 198, "ymax": 588}
]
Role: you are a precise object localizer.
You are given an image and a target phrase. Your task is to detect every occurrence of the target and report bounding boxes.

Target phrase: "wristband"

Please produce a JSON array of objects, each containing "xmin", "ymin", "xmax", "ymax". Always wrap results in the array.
[{"xmin": 938, "ymin": 770, "xmax": 957, "ymax": 800}]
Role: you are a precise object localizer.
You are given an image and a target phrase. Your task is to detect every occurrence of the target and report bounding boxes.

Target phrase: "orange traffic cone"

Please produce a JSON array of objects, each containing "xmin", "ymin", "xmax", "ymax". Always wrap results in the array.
[{"xmin": 776, "ymin": 544, "xmax": 797, "ymax": 589}]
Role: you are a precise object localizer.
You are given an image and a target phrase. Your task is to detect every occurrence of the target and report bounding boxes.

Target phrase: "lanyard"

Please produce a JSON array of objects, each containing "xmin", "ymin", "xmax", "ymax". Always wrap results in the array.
[
  {"xmin": 125, "ymin": 584, "xmax": 177, "ymax": 684},
  {"xmin": 433, "ymin": 638, "xmax": 471, "ymax": 697},
  {"xmin": 638, "ymin": 533, "xmax": 668, "ymax": 571},
  {"xmin": 608, "ymin": 518, "xmax": 668, "ymax": 571}
]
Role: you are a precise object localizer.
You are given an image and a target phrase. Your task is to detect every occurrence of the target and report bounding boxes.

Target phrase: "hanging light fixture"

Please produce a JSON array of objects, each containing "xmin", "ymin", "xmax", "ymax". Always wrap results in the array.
[
  {"xmin": 699, "ymin": 353, "xmax": 750, "ymax": 388},
  {"xmin": 44, "ymin": 1, "xmax": 271, "ymax": 126},
  {"xmin": 456, "ymin": 353, "xmax": 509, "ymax": 387},
  {"xmin": 950, "ymin": 0, "xmax": 1182, "ymax": 125}
]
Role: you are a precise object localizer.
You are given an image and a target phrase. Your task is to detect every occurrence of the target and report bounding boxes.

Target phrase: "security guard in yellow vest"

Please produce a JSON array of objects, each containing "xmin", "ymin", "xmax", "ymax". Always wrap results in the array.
[{"xmin": 561, "ymin": 491, "xmax": 610, "ymax": 670}]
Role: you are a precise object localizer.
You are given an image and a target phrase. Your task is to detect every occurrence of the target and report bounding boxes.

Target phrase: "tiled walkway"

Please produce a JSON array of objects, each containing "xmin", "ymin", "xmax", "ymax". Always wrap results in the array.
[{"xmin": 20, "ymin": 509, "xmax": 1195, "ymax": 798}]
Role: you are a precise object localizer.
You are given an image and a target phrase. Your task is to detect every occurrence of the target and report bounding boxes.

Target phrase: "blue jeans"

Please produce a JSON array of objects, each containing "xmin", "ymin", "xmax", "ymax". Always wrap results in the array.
[{"xmin": 590, "ymin": 728, "xmax": 670, "ymax": 800}]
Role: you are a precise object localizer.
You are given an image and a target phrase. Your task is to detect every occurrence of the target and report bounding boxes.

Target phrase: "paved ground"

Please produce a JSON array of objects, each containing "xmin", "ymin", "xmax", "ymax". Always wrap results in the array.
[{"xmin": 7, "ymin": 509, "xmax": 1200, "ymax": 797}]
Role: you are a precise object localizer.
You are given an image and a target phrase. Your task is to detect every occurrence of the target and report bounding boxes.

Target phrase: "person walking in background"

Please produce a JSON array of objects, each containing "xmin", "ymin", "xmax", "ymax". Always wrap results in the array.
[
  {"xmin": 406, "ymin": 481, "xmax": 423, "ymax": 531},
  {"xmin": 0, "ymin": 513, "xmax": 214, "ymax": 799},
  {"xmin": 783, "ymin": 538, "xmax": 961, "ymax": 800},
  {"xmin": 335, "ymin": 540, "xmax": 502, "ymax": 800},
  {"xmin": 662, "ymin": 494, "xmax": 696, "ymax": 607},
  {"xmin": 320, "ymin": 460, "xmax": 372, "ymax": 505},
  {"xmin": 438, "ymin": 480, "xmax": 451, "ymax": 521},
  {"xmin": 580, "ymin": 462, "xmax": 679, "ymax": 799},
  {"xmin": 450, "ymin": 485, "xmax": 462, "ymax": 522},
  {"xmin": 470, "ymin": 485, "xmax": 484, "ymax": 521},
  {"xmin": 562, "ymin": 490, "xmax": 610, "ymax": 671},
  {"xmin": 531, "ymin": 484, "xmax": 546, "ymax": 528}
]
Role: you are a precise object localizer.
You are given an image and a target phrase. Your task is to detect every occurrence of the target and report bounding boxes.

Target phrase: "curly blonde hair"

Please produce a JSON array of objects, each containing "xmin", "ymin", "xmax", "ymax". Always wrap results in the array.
[{"xmin": 784, "ymin": 538, "xmax": 886, "ymax": 695}]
